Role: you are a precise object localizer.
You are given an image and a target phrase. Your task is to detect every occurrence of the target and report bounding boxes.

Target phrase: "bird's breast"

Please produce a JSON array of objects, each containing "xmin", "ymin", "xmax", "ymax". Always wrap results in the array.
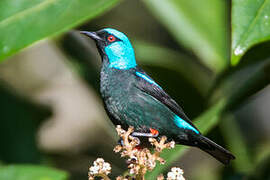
[
  {"xmin": 100, "ymin": 68, "xmax": 137, "ymax": 123},
  {"xmin": 100, "ymin": 67, "xmax": 136, "ymax": 110}
]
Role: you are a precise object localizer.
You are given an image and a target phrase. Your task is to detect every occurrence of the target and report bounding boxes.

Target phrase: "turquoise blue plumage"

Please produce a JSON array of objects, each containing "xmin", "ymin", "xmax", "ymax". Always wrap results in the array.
[{"xmin": 80, "ymin": 28, "xmax": 235, "ymax": 165}]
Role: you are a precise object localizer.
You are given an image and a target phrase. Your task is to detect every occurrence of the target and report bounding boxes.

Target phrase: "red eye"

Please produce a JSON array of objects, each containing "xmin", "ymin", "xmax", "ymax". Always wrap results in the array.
[{"xmin": 107, "ymin": 35, "xmax": 116, "ymax": 42}]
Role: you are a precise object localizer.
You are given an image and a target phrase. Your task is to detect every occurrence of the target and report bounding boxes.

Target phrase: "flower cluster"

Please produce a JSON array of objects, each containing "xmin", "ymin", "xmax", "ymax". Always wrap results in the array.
[
  {"xmin": 88, "ymin": 158, "xmax": 111, "ymax": 180},
  {"xmin": 88, "ymin": 125, "xmax": 185, "ymax": 180},
  {"xmin": 114, "ymin": 125, "xmax": 175, "ymax": 179},
  {"xmin": 157, "ymin": 167, "xmax": 185, "ymax": 180},
  {"xmin": 167, "ymin": 167, "xmax": 185, "ymax": 180}
]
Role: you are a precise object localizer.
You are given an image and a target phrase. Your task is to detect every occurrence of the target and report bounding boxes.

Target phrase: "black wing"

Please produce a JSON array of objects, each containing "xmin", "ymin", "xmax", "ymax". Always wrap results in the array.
[{"xmin": 134, "ymin": 67, "xmax": 200, "ymax": 132}]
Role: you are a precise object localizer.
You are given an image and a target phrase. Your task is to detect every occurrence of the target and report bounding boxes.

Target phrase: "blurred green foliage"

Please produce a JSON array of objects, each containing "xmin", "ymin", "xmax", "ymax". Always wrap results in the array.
[
  {"xmin": 0, "ymin": 0, "xmax": 120, "ymax": 61},
  {"xmin": 0, "ymin": 0, "xmax": 270, "ymax": 179},
  {"xmin": 0, "ymin": 85, "xmax": 50, "ymax": 163},
  {"xmin": 0, "ymin": 165, "xmax": 68, "ymax": 180},
  {"xmin": 143, "ymin": 0, "xmax": 229, "ymax": 73}
]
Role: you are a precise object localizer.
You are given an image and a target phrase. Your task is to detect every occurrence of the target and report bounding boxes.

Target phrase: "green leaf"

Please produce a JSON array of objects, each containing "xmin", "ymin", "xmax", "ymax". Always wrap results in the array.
[
  {"xmin": 145, "ymin": 99, "xmax": 227, "ymax": 179},
  {"xmin": 0, "ymin": 0, "xmax": 120, "ymax": 62},
  {"xmin": 221, "ymin": 114, "xmax": 253, "ymax": 173},
  {"xmin": 231, "ymin": 0, "xmax": 270, "ymax": 65},
  {"xmin": 210, "ymin": 57, "xmax": 270, "ymax": 109},
  {"xmin": 142, "ymin": 0, "xmax": 229, "ymax": 73},
  {"xmin": 0, "ymin": 165, "xmax": 68, "ymax": 180}
]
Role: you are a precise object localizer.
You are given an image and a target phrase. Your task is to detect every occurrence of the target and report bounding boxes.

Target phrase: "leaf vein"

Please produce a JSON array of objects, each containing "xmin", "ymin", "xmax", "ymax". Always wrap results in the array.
[{"xmin": 234, "ymin": 0, "xmax": 268, "ymax": 50}]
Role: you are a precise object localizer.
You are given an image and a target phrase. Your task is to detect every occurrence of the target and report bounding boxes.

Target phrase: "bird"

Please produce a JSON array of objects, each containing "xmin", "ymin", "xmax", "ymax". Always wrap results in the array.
[{"xmin": 80, "ymin": 28, "xmax": 235, "ymax": 165}]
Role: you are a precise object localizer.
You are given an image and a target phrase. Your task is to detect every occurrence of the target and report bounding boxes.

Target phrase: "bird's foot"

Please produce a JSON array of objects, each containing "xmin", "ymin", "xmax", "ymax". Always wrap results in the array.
[
  {"xmin": 131, "ymin": 128, "xmax": 159, "ymax": 138},
  {"xmin": 117, "ymin": 128, "xmax": 159, "ymax": 150}
]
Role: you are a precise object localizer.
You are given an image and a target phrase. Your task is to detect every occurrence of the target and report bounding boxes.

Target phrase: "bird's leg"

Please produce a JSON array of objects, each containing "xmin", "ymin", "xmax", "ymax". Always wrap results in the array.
[{"xmin": 131, "ymin": 128, "xmax": 159, "ymax": 138}]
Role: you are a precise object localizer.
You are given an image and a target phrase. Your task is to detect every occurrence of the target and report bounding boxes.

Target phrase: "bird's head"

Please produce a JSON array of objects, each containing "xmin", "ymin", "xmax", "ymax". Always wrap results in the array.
[{"xmin": 80, "ymin": 28, "xmax": 137, "ymax": 70}]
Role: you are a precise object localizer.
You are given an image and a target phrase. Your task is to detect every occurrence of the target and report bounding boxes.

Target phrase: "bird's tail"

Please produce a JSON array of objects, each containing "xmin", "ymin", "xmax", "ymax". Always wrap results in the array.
[{"xmin": 197, "ymin": 135, "xmax": 235, "ymax": 165}]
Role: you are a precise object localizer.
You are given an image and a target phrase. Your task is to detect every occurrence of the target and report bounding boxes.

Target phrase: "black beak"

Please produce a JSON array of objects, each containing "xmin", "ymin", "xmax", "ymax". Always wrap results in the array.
[{"xmin": 80, "ymin": 31, "xmax": 103, "ymax": 41}]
